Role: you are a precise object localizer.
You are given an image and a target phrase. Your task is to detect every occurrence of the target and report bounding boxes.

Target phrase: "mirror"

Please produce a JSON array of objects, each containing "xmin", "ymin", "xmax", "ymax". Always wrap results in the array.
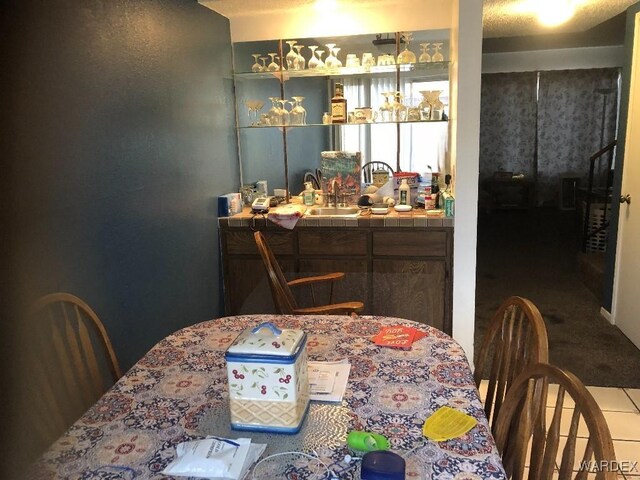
[{"xmin": 232, "ymin": 30, "xmax": 450, "ymax": 201}]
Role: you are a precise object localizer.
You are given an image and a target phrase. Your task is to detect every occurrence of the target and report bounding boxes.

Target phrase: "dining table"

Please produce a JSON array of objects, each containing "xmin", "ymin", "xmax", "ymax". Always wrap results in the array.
[{"xmin": 32, "ymin": 314, "xmax": 507, "ymax": 479}]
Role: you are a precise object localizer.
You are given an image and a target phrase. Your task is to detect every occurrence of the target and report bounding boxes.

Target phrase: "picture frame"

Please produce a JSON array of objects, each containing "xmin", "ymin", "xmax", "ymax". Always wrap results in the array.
[{"xmin": 320, "ymin": 151, "xmax": 362, "ymax": 199}]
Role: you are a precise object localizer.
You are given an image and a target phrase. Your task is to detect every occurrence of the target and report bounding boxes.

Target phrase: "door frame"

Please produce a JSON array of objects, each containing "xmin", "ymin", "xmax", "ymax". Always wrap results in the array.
[{"xmin": 604, "ymin": 1, "xmax": 640, "ymax": 316}]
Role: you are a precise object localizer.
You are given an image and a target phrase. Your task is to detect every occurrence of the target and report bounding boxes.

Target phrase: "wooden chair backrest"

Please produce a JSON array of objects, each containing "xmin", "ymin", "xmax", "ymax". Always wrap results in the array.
[
  {"xmin": 494, "ymin": 363, "xmax": 617, "ymax": 480},
  {"xmin": 27, "ymin": 293, "xmax": 122, "ymax": 450},
  {"xmin": 361, "ymin": 161, "xmax": 395, "ymax": 184},
  {"xmin": 475, "ymin": 296, "xmax": 549, "ymax": 432},
  {"xmin": 254, "ymin": 231, "xmax": 298, "ymax": 314}
]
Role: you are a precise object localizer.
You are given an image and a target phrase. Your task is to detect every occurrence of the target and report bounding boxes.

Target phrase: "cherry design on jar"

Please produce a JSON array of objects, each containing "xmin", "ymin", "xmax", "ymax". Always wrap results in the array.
[
  {"xmin": 232, "ymin": 369, "xmax": 245, "ymax": 380},
  {"xmin": 260, "ymin": 385, "xmax": 267, "ymax": 395},
  {"xmin": 278, "ymin": 374, "xmax": 292, "ymax": 384},
  {"xmin": 272, "ymin": 341, "xmax": 281, "ymax": 348}
]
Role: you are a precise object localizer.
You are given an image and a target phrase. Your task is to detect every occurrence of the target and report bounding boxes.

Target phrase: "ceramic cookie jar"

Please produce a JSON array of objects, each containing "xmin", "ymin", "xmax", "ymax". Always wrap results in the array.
[{"xmin": 225, "ymin": 322, "xmax": 310, "ymax": 433}]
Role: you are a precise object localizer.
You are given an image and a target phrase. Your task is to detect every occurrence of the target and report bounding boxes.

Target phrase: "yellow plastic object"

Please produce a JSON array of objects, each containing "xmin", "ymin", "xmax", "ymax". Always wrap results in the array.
[{"xmin": 422, "ymin": 406, "xmax": 477, "ymax": 441}]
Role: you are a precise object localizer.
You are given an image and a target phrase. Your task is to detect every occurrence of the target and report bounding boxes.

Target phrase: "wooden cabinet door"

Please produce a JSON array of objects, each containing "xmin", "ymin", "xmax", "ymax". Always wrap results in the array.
[
  {"xmin": 372, "ymin": 259, "xmax": 447, "ymax": 330},
  {"xmin": 298, "ymin": 258, "xmax": 369, "ymax": 312}
]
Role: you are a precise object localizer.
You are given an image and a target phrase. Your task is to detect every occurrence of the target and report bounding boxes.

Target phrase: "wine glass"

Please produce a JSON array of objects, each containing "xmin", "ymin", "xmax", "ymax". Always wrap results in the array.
[
  {"xmin": 325, "ymin": 43, "xmax": 337, "ymax": 68},
  {"xmin": 251, "ymin": 54, "xmax": 262, "ymax": 72},
  {"xmin": 308, "ymin": 46, "xmax": 319, "ymax": 69},
  {"xmin": 397, "ymin": 33, "xmax": 416, "ymax": 64},
  {"xmin": 331, "ymin": 47, "xmax": 342, "ymax": 67},
  {"xmin": 267, "ymin": 53, "xmax": 279, "ymax": 72},
  {"xmin": 419, "ymin": 43, "xmax": 431, "ymax": 63},
  {"xmin": 315, "ymin": 49, "xmax": 326, "ymax": 68},
  {"xmin": 285, "ymin": 40, "xmax": 298, "ymax": 70},
  {"xmin": 392, "ymin": 92, "xmax": 407, "ymax": 121},
  {"xmin": 267, "ymin": 96, "xmax": 281, "ymax": 125},
  {"xmin": 276, "ymin": 99, "xmax": 290, "ymax": 126},
  {"xmin": 259, "ymin": 56, "xmax": 268, "ymax": 71},
  {"xmin": 362, "ymin": 52, "xmax": 375, "ymax": 70},
  {"xmin": 294, "ymin": 45, "xmax": 306, "ymax": 70},
  {"xmin": 379, "ymin": 93, "xmax": 393, "ymax": 122},
  {"xmin": 290, "ymin": 96, "xmax": 306, "ymax": 125},
  {"xmin": 245, "ymin": 99, "xmax": 264, "ymax": 126},
  {"xmin": 432, "ymin": 42, "xmax": 444, "ymax": 62}
]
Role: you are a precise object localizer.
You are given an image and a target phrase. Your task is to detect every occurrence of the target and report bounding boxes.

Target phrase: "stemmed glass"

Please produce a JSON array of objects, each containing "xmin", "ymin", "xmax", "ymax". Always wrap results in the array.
[
  {"xmin": 267, "ymin": 53, "xmax": 279, "ymax": 72},
  {"xmin": 419, "ymin": 43, "xmax": 431, "ymax": 63},
  {"xmin": 379, "ymin": 93, "xmax": 394, "ymax": 122},
  {"xmin": 432, "ymin": 43, "xmax": 444, "ymax": 62},
  {"xmin": 245, "ymin": 99, "xmax": 264, "ymax": 125},
  {"xmin": 392, "ymin": 92, "xmax": 407, "ymax": 121},
  {"xmin": 267, "ymin": 97, "xmax": 281, "ymax": 125},
  {"xmin": 315, "ymin": 50, "xmax": 326, "ymax": 69},
  {"xmin": 285, "ymin": 40, "xmax": 298, "ymax": 70},
  {"xmin": 251, "ymin": 54, "xmax": 262, "ymax": 72},
  {"xmin": 290, "ymin": 96, "xmax": 306, "ymax": 125},
  {"xmin": 397, "ymin": 33, "xmax": 416, "ymax": 64},
  {"xmin": 331, "ymin": 47, "xmax": 342, "ymax": 67},
  {"xmin": 294, "ymin": 45, "xmax": 305, "ymax": 70},
  {"xmin": 308, "ymin": 46, "xmax": 319, "ymax": 69},
  {"xmin": 325, "ymin": 43, "xmax": 338, "ymax": 68},
  {"xmin": 259, "ymin": 56, "xmax": 268, "ymax": 72},
  {"xmin": 276, "ymin": 99, "xmax": 290, "ymax": 126}
]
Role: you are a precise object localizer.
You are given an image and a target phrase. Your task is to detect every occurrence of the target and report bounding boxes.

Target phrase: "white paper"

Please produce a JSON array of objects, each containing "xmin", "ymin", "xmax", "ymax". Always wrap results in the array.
[
  {"xmin": 162, "ymin": 437, "xmax": 265, "ymax": 480},
  {"xmin": 308, "ymin": 361, "xmax": 351, "ymax": 402}
]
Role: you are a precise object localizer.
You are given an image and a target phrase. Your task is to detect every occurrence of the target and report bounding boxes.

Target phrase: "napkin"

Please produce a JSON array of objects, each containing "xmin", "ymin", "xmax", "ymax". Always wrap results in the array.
[
  {"xmin": 268, "ymin": 204, "xmax": 306, "ymax": 230},
  {"xmin": 162, "ymin": 437, "xmax": 266, "ymax": 479}
]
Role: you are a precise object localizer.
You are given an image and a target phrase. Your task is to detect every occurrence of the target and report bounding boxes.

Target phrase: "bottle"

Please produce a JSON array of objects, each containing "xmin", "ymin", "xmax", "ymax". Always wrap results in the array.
[
  {"xmin": 431, "ymin": 172, "xmax": 440, "ymax": 209},
  {"xmin": 303, "ymin": 182, "xmax": 315, "ymax": 206},
  {"xmin": 399, "ymin": 178, "xmax": 410, "ymax": 206},
  {"xmin": 442, "ymin": 174, "xmax": 454, "ymax": 217},
  {"xmin": 331, "ymin": 82, "xmax": 347, "ymax": 124}
]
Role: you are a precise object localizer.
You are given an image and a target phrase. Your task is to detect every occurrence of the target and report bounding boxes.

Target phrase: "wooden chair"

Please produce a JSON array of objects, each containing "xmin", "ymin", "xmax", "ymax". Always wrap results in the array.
[
  {"xmin": 494, "ymin": 363, "xmax": 617, "ymax": 480},
  {"xmin": 361, "ymin": 161, "xmax": 395, "ymax": 184},
  {"xmin": 254, "ymin": 231, "xmax": 364, "ymax": 315},
  {"xmin": 27, "ymin": 293, "xmax": 122, "ymax": 450},
  {"xmin": 474, "ymin": 296, "xmax": 549, "ymax": 432}
]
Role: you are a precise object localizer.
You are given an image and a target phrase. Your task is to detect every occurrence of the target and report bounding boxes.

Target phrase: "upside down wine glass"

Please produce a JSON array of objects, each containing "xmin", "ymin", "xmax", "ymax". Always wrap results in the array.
[
  {"xmin": 290, "ymin": 96, "xmax": 306, "ymax": 125},
  {"xmin": 419, "ymin": 43, "xmax": 431, "ymax": 63},
  {"xmin": 285, "ymin": 40, "xmax": 298, "ymax": 70},
  {"xmin": 308, "ymin": 46, "xmax": 319, "ymax": 68},
  {"xmin": 432, "ymin": 43, "xmax": 444, "ymax": 62},
  {"xmin": 251, "ymin": 54, "xmax": 262, "ymax": 72}
]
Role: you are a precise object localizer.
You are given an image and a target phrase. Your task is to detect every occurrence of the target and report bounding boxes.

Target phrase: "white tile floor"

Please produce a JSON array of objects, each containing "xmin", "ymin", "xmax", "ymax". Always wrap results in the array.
[{"xmin": 479, "ymin": 381, "xmax": 640, "ymax": 478}]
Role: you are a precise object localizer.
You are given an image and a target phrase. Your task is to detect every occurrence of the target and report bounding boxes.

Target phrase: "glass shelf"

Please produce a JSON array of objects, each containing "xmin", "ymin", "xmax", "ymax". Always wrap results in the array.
[
  {"xmin": 234, "ymin": 61, "xmax": 450, "ymax": 80},
  {"xmin": 238, "ymin": 119, "xmax": 448, "ymax": 129}
]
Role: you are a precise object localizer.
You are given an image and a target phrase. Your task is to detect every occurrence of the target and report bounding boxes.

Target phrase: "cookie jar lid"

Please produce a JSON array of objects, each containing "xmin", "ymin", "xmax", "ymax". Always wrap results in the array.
[{"xmin": 225, "ymin": 322, "xmax": 306, "ymax": 361}]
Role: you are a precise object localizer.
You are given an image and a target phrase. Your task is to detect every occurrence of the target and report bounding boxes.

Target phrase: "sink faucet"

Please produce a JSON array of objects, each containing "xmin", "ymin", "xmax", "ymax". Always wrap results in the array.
[{"xmin": 331, "ymin": 179, "xmax": 340, "ymax": 207}]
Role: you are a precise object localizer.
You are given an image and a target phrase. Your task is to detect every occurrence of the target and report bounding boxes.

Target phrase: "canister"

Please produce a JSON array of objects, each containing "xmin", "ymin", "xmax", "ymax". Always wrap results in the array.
[{"xmin": 225, "ymin": 322, "xmax": 310, "ymax": 433}]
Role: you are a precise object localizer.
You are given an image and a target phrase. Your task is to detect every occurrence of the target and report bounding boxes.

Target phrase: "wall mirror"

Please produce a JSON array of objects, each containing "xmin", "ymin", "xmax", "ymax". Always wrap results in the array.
[{"xmin": 232, "ymin": 29, "xmax": 451, "ymax": 200}]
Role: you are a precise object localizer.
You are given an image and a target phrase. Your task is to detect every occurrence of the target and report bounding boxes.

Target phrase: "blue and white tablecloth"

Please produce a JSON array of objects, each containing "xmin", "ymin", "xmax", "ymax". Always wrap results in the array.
[{"xmin": 32, "ymin": 315, "xmax": 506, "ymax": 479}]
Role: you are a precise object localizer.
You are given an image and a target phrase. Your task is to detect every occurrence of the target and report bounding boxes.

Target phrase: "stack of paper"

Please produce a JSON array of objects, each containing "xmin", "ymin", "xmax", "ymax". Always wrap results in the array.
[{"xmin": 307, "ymin": 360, "xmax": 351, "ymax": 402}]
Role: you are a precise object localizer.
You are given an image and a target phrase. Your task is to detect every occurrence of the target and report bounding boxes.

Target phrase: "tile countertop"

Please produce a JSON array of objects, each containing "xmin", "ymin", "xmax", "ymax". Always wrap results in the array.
[{"xmin": 219, "ymin": 206, "xmax": 454, "ymax": 228}]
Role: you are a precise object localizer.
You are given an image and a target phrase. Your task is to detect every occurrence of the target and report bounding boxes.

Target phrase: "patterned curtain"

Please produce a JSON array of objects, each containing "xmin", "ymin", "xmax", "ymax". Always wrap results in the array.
[
  {"xmin": 479, "ymin": 72, "xmax": 538, "ymax": 181},
  {"xmin": 537, "ymin": 68, "xmax": 619, "ymax": 206}
]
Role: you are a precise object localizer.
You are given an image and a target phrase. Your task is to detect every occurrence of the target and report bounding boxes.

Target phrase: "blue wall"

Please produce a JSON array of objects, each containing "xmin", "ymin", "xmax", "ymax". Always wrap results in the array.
[{"xmin": 4, "ymin": 0, "xmax": 238, "ymax": 372}]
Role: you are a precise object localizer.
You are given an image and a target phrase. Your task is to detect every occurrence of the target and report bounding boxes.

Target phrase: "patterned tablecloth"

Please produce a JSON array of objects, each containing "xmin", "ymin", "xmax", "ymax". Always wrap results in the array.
[{"xmin": 33, "ymin": 315, "xmax": 507, "ymax": 479}]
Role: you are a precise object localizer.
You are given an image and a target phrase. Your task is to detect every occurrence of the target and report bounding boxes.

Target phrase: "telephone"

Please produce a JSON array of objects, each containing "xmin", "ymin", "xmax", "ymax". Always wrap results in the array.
[{"xmin": 251, "ymin": 197, "xmax": 277, "ymax": 213}]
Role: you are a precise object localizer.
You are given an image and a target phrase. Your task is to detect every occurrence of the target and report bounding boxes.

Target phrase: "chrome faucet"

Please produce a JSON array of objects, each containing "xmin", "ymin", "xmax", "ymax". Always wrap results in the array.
[{"xmin": 331, "ymin": 179, "xmax": 340, "ymax": 207}]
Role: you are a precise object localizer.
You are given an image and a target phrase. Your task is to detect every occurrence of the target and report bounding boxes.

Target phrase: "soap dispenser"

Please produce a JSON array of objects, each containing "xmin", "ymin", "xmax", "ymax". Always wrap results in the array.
[
  {"xmin": 303, "ymin": 182, "xmax": 315, "ymax": 206},
  {"xmin": 398, "ymin": 178, "xmax": 410, "ymax": 206}
]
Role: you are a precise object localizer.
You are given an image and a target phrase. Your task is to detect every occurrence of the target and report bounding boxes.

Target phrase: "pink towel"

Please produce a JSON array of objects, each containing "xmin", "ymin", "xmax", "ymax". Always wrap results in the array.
[{"xmin": 268, "ymin": 204, "xmax": 306, "ymax": 230}]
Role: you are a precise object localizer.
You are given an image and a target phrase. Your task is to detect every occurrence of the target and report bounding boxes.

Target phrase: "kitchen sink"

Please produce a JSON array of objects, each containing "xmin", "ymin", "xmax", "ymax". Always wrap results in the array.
[{"xmin": 305, "ymin": 206, "xmax": 360, "ymax": 217}]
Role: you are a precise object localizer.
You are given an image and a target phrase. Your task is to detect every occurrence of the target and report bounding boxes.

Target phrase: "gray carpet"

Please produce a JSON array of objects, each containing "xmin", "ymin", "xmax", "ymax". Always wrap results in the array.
[{"xmin": 474, "ymin": 208, "xmax": 640, "ymax": 388}]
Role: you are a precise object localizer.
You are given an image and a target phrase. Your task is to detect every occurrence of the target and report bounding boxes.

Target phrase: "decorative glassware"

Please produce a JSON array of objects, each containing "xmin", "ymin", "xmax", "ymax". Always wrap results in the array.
[
  {"xmin": 246, "ymin": 99, "xmax": 265, "ymax": 126},
  {"xmin": 325, "ymin": 43, "xmax": 338, "ymax": 68},
  {"xmin": 285, "ymin": 40, "xmax": 298, "ymax": 70},
  {"xmin": 267, "ymin": 96, "xmax": 281, "ymax": 125},
  {"xmin": 251, "ymin": 54, "xmax": 262, "ymax": 72},
  {"xmin": 259, "ymin": 56, "xmax": 268, "ymax": 71},
  {"xmin": 308, "ymin": 46, "xmax": 319, "ymax": 69},
  {"xmin": 419, "ymin": 90, "xmax": 443, "ymax": 120},
  {"xmin": 267, "ymin": 53, "xmax": 279, "ymax": 72},
  {"xmin": 331, "ymin": 47, "xmax": 342, "ymax": 67},
  {"xmin": 418, "ymin": 91, "xmax": 432, "ymax": 120},
  {"xmin": 345, "ymin": 54, "xmax": 358, "ymax": 68},
  {"xmin": 294, "ymin": 45, "xmax": 306, "ymax": 70},
  {"xmin": 432, "ymin": 42, "xmax": 444, "ymax": 62},
  {"xmin": 397, "ymin": 33, "xmax": 416, "ymax": 64},
  {"xmin": 379, "ymin": 93, "xmax": 393, "ymax": 122},
  {"xmin": 362, "ymin": 52, "xmax": 375, "ymax": 70},
  {"xmin": 276, "ymin": 99, "xmax": 290, "ymax": 126},
  {"xmin": 290, "ymin": 96, "xmax": 307, "ymax": 125},
  {"xmin": 419, "ymin": 43, "xmax": 431, "ymax": 63},
  {"xmin": 315, "ymin": 49, "xmax": 326, "ymax": 69},
  {"xmin": 392, "ymin": 92, "xmax": 407, "ymax": 121}
]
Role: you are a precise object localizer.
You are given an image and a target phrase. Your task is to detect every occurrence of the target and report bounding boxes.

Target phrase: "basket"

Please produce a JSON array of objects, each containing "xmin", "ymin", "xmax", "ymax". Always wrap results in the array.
[{"xmin": 583, "ymin": 202, "xmax": 611, "ymax": 252}]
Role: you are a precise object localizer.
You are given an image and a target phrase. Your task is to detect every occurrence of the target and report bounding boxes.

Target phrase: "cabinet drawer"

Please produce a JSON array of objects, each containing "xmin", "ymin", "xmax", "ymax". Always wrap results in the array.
[
  {"xmin": 298, "ymin": 230, "xmax": 367, "ymax": 256},
  {"xmin": 224, "ymin": 230, "xmax": 295, "ymax": 255},
  {"xmin": 373, "ymin": 231, "xmax": 447, "ymax": 257}
]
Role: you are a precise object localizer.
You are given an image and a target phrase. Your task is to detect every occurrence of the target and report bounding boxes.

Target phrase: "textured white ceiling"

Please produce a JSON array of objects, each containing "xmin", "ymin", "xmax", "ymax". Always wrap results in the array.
[{"xmin": 201, "ymin": 0, "xmax": 634, "ymax": 38}]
